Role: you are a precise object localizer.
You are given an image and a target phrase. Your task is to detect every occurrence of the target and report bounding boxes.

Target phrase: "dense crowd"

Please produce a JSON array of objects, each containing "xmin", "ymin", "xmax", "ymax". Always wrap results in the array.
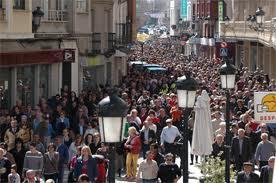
[{"xmin": 0, "ymin": 37, "xmax": 275, "ymax": 183}]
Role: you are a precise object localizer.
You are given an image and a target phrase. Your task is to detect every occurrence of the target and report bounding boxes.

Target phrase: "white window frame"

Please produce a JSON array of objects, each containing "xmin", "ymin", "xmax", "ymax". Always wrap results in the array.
[{"xmin": 76, "ymin": 0, "xmax": 87, "ymax": 13}]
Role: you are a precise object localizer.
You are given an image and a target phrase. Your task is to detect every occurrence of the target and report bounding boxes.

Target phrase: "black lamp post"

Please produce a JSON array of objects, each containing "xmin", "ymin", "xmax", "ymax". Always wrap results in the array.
[
  {"xmin": 98, "ymin": 88, "xmax": 128, "ymax": 183},
  {"xmin": 32, "ymin": 6, "xmax": 44, "ymax": 33},
  {"xmin": 255, "ymin": 7, "xmax": 265, "ymax": 26},
  {"xmin": 176, "ymin": 72, "xmax": 198, "ymax": 183},
  {"xmin": 219, "ymin": 58, "xmax": 236, "ymax": 183}
]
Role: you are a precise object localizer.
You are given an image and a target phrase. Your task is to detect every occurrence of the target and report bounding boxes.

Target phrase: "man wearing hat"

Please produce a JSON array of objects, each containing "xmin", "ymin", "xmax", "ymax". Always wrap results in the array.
[{"xmin": 236, "ymin": 162, "xmax": 259, "ymax": 183}]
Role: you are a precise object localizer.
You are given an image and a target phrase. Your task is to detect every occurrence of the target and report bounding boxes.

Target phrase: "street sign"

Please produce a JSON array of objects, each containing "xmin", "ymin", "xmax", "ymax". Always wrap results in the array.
[
  {"xmin": 221, "ymin": 41, "xmax": 228, "ymax": 48},
  {"xmin": 220, "ymin": 48, "xmax": 228, "ymax": 57}
]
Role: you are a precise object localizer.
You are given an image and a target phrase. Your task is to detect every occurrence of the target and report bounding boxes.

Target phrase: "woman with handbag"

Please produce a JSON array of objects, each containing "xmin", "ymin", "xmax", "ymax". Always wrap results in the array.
[
  {"xmin": 43, "ymin": 143, "xmax": 59, "ymax": 182},
  {"xmin": 73, "ymin": 146, "xmax": 98, "ymax": 182}
]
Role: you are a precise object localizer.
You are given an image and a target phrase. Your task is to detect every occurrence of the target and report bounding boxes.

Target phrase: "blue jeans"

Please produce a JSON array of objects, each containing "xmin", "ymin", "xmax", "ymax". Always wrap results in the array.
[{"xmin": 58, "ymin": 164, "xmax": 65, "ymax": 183}]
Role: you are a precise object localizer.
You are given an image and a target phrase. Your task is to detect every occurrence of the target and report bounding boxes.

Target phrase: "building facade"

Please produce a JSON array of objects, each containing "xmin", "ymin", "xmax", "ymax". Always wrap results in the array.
[
  {"xmin": 0, "ymin": 0, "xmax": 131, "ymax": 110},
  {"xmin": 220, "ymin": 0, "xmax": 276, "ymax": 80}
]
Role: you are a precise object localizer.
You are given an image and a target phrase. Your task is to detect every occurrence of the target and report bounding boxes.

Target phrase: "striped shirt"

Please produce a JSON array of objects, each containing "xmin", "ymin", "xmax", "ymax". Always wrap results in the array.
[{"xmin": 23, "ymin": 151, "xmax": 44, "ymax": 175}]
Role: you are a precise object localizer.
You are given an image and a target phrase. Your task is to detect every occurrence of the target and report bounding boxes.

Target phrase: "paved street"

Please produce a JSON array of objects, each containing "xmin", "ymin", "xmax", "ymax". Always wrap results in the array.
[{"xmin": 116, "ymin": 143, "xmax": 203, "ymax": 183}]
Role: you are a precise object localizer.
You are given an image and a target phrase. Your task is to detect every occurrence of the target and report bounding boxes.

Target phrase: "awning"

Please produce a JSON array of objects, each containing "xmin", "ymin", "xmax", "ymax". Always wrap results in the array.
[{"xmin": 0, "ymin": 49, "xmax": 75, "ymax": 67}]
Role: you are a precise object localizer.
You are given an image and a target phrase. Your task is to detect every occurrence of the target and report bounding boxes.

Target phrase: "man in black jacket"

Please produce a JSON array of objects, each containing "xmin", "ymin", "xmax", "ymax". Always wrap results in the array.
[
  {"xmin": 149, "ymin": 143, "xmax": 164, "ymax": 167},
  {"xmin": 140, "ymin": 121, "xmax": 156, "ymax": 158},
  {"xmin": 260, "ymin": 156, "xmax": 275, "ymax": 183},
  {"xmin": 236, "ymin": 162, "xmax": 260, "ymax": 183},
  {"xmin": 211, "ymin": 134, "xmax": 225, "ymax": 160},
  {"xmin": 157, "ymin": 153, "xmax": 181, "ymax": 183},
  {"xmin": 231, "ymin": 129, "xmax": 252, "ymax": 171}
]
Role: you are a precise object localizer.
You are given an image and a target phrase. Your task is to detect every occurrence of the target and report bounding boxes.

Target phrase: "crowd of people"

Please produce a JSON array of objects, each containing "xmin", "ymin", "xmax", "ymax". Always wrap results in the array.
[{"xmin": 0, "ymin": 37, "xmax": 275, "ymax": 183}]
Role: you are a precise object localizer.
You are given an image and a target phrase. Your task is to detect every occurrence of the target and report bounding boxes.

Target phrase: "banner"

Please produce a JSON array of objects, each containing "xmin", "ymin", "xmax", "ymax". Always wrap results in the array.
[
  {"xmin": 218, "ymin": 0, "xmax": 224, "ymax": 21},
  {"xmin": 181, "ymin": 0, "xmax": 187, "ymax": 19},
  {"xmin": 254, "ymin": 92, "xmax": 276, "ymax": 123}
]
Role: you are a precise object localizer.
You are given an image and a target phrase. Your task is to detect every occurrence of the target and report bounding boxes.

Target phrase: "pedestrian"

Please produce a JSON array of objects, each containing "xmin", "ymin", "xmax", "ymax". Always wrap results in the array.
[
  {"xmin": 73, "ymin": 146, "xmax": 98, "ymax": 182},
  {"xmin": 255, "ymin": 133, "xmax": 275, "ymax": 170},
  {"xmin": 149, "ymin": 143, "xmax": 164, "ymax": 167},
  {"xmin": 124, "ymin": 127, "xmax": 141, "ymax": 181},
  {"xmin": 55, "ymin": 135, "xmax": 69, "ymax": 183},
  {"xmin": 211, "ymin": 134, "xmax": 225, "ymax": 160},
  {"xmin": 43, "ymin": 143, "xmax": 59, "ymax": 182},
  {"xmin": 78, "ymin": 174, "xmax": 90, "ymax": 183},
  {"xmin": 137, "ymin": 151, "xmax": 159, "ymax": 183},
  {"xmin": 260, "ymin": 156, "xmax": 275, "ymax": 183},
  {"xmin": 8, "ymin": 164, "xmax": 20, "ymax": 183},
  {"xmin": 22, "ymin": 169, "xmax": 44, "ymax": 183},
  {"xmin": 23, "ymin": 142, "xmax": 44, "ymax": 178},
  {"xmin": 140, "ymin": 121, "xmax": 156, "ymax": 158},
  {"xmin": 10, "ymin": 138, "xmax": 26, "ymax": 177},
  {"xmin": 231, "ymin": 128, "xmax": 252, "ymax": 171},
  {"xmin": 4, "ymin": 119, "xmax": 19, "ymax": 151},
  {"xmin": 236, "ymin": 162, "xmax": 260, "ymax": 183},
  {"xmin": 157, "ymin": 153, "xmax": 181, "ymax": 183},
  {"xmin": 160, "ymin": 119, "xmax": 181, "ymax": 155},
  {"xmin": 0, "ymin": 147, "xmax": 11, "ymax": 183}
]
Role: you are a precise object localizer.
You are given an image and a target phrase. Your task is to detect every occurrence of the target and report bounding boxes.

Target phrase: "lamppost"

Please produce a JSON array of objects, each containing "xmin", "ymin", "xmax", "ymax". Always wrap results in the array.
[
  {"xmin": 219, "ymin": 58, "xmax": 236, "ymax": 183},
  {"xmin": 176, "ymin": 72, "xmax": 199, "ymax": 183},
  {"xmin": 98, "ymin": 88, "xmax": 128, "ymax": 183},
  {"xmin": 247, "ymin": 7, "xmax": 265, "ymax": 32},
  {"xmin": 32, "ymin": 7, "xmax": 44, "ymax": 33}
]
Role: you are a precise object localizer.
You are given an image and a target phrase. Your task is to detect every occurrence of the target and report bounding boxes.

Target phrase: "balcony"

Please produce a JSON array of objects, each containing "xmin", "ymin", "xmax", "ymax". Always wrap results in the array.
[
  {"xmin": 108, "ymin": 33, "xmax": 116, "ymax": 51},
  {"xmin": 220, "ymin": 20, "xmax": 276, "ymax": 47},
  {"xmin": 44, "ymin": 10, "xmax": 68, "ymax": 22}
]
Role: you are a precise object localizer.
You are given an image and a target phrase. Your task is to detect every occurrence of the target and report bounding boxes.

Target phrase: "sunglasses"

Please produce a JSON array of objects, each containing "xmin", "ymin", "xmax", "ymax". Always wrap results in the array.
[{"xmin": 166, "ymin": 158, "xmax": 172, "ymax": 161}]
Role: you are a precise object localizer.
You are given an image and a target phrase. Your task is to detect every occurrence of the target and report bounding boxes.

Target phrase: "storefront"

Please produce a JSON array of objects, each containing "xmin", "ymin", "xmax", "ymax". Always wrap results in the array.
[{"xmin": 0, "ymin": 49, "xmax": 75, "ymax": 109}]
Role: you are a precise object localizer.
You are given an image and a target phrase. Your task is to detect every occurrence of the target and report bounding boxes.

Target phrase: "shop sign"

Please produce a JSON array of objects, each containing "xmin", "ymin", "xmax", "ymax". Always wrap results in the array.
[
  {"xmin": 64, "ymin": 49, "xmax": 75, "ymax": 62},
  {"xmin": 218, "ymin": 0, "xmax": 224, "ymax": 21},
  {"xmin": 254, "ymin": 92, "xmax": 276, "ymax": 123},
  {"xmin": 181, "ymin": 0, "xmax": 187, "ymax": 19}
]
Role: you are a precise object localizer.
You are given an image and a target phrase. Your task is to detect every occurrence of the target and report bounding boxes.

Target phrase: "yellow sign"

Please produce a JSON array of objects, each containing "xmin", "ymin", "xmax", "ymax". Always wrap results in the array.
[
  {"xmin": 87, "ymin": 56, "xmax": 101, "ymax": 66},
  {"xmin": 261, "ymin": 94, "xmax": 276, "ymax": 112},
  {"xmin": 137, "ymin": 33, "xmax": 150, "ymax": 43},
  {"xmin": 254, "ymin": 92, "xmax": 276, "ymax": 123}
]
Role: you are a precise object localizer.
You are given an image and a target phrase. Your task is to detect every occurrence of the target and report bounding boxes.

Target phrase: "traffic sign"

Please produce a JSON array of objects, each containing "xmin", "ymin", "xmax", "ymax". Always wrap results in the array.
[
  {"xmin": 221, "ymin": 41, "xmax": 228, "ymax": 48},
  {"xmin": 220, "ymin": 48, "xmax": 228, "ymax": 57}
]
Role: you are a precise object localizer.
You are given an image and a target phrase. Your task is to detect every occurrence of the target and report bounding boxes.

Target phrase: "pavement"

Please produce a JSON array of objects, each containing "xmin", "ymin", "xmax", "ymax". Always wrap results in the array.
[{"xmin": 116, "ymin": 143, "xmax": 203, "ymax": 183}]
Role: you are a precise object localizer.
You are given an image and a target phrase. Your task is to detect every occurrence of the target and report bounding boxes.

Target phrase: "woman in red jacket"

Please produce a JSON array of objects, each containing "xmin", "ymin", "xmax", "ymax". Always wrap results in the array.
[{"xmin": 124, "ymin": 127, "xmax": 141, "ymax": 181}]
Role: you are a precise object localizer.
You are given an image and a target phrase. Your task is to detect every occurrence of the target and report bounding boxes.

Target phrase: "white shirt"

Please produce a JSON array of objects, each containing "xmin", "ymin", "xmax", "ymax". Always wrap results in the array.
[{"xmin": 160, "ymin": 125, "xmax": 181, "ymax": 145}]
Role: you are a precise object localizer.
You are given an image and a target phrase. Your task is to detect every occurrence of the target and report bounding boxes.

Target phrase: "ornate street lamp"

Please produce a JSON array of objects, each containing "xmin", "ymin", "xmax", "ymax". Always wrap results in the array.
[
  {"xmin": 219, "ymin": 58, "xmax": 236, "ymax": 183},
  {"xmin": 98, "ymin": 88, "xmax": 128, "ymax": 182},
  {"xmin": 255, "ymin": 7, "xmax": 265, "ymax": 26},
  {"xmin": 32, "ymin": 7, "xmax": 44, "ymax": 33},
  {"xmin": 176, "ymin": 72, "xmax": 198, "ymax": 183},
  {"xmin": 224, "ymin": 16, "xmax": 230, "ymax": 26}
]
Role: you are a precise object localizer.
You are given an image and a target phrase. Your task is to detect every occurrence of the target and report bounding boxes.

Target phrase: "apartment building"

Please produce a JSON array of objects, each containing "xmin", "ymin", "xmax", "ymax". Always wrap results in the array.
[
  {"xmin": 220, "ymin": 0, "xmax": 276, "ymax": 80},
  {"xmin": 0, "ymin": 0, "xmax": 131, "ymax": 109}
]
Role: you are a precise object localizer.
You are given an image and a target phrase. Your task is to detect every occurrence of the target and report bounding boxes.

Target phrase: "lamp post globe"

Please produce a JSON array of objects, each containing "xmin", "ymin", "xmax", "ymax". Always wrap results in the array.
[
  {"xmin": 98, "ymin": 89, "xmax": 128, "ymax": 143},
  {"xmin": 176, "ymin": 72, "xmax": 198, "ymax": 183},
  {"xmin": 220, "ymin": 59, "xmax": 236, "ymax": 89},
  {"xmin": 176, "ymin": 72, "xmax": 199, "ymax": 108},
  {"xmin": 255, "ymin": 7, "xmax": 265, "ymax": 25},
  {"xmin": 32, "ymin": 7, "xmax": 44, "ymax": 33}
]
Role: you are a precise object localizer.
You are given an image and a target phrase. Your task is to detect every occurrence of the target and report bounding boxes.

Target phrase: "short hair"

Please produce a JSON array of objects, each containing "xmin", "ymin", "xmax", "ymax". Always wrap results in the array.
[
  {"xmin": 128, "ymin": 126, "xmax": 137, "ymax": 134},
  {"xmin": 47, "ymin": 143, "xmax": 56, "ymax": 151},
  {"xmin": 45, "ymin": 179, "xmax": 55, "ymax": 183},
  {"xmin": 29, "ymin": 142, "xmax": 36, "ymax": 147},
  {"xmin": 11, "ymin": 164, "xmax": 17, "ymax": 171},
  {"xmin": 78, "ymin": 174, "xmax": 90, "ymax": 182},
  {"xmin": 165, "ymin": 153, "xmax": 174, "ymax": 158},
  {"xmin": 150, "ymin": 143, "xmax": 159, "ymax": 149}
]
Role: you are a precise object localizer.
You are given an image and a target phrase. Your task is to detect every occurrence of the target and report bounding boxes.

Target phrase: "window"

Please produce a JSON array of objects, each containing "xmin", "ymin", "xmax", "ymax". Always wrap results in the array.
[
  {"xmin": 108, "ymin": 33, "xmax": 116, "ymax": 51},
  {"xmin": 92, "ymin": 33, "xmax": 101, "ymax": 54},
  {"xmin": 76, "ymin": 0, "xmax": 87, "ymax": 12},
  {"xmin": 14, "ymin": 0, "xmax": 25, "ymax": 9},
  {"xmin": 0, "ymin": 0, "xmax": 2, "ymax": 9}
]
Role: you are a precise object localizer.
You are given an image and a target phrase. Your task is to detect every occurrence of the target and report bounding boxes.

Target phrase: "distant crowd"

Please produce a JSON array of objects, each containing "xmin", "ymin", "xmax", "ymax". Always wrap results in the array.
[{"xmin": 0, "ymin": 37, "xmax": 275, "ymax": 183}]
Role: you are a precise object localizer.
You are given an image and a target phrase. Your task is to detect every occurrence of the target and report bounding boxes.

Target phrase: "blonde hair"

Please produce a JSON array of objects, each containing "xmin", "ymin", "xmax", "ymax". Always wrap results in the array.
[
  {"xmin": 81, "ymin": 145, "xmax": 92, "ymax": 155},
  {"xmin": 128, "ymin": 127, "xmax": 137, "ymax": 135}
]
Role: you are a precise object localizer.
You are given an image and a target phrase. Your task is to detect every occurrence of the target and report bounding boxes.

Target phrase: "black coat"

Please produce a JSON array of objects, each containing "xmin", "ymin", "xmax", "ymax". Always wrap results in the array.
[
  {"xmin": 0, "ymin": 157, "xmax": 11, "ymax": 183},
  {"xmin": 140, "ymin": 128, "xmax": 156, "ymax": 145},
  {"xmin": 231, "ymin": 136, "xmax": 252, "ymax": 162},
  {"xmin": 260, "ymin": 165, "xmax": 273, "ymax": 183},
  {"xmin": 236, "ymin": 171, "xmax": 260, "ymax": 183},
  {"xmin": 211, "ymin": 142, "xmax": 225, "ymax": 160}
]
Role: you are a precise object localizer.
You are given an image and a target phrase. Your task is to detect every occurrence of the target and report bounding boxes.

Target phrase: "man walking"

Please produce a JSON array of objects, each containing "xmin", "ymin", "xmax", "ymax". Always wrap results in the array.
[
  {"xmin": 160, "ymin": 119, "xmax": 181, "ymax": 155},
  {"xmin": 255, "ymin": 133, "xmax": 275, "ymax": 170},
  {"xmin": 55, "ymin": 135, "xmax": 69, "ymax": 183},
  {"xmin": 137, "ymin": 151, "xmax": 159, "ymax": 183},
  {"xmin": 231, "ymin": 129, "xmax": 252, "ymax": 171}
]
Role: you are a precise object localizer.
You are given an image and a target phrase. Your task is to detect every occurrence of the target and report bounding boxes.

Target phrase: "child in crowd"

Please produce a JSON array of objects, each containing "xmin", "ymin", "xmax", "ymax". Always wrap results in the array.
[{"xmin": 8, "ymin": 164, "xmax": 20, "ymax": 183}]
